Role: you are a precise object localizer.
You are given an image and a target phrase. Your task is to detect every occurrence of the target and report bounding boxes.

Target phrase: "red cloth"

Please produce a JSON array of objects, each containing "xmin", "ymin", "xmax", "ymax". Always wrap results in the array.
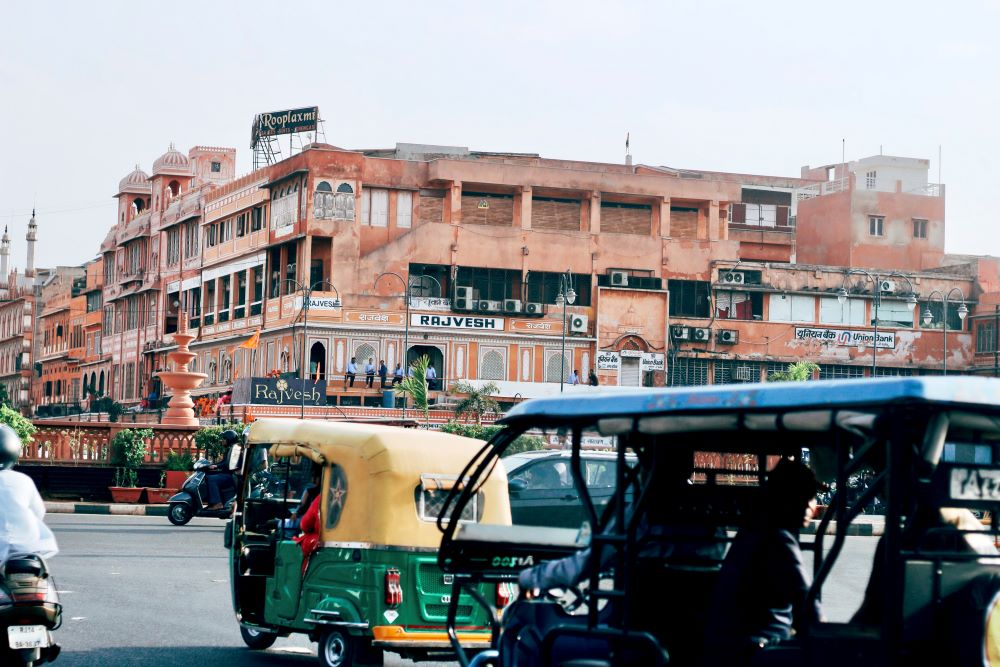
[{"xmin": 293, "ymin": 495, "xmax": 321, "ymax": 572}]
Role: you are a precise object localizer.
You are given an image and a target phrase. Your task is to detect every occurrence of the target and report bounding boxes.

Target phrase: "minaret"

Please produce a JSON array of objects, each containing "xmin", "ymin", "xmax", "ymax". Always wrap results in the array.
[
  {"xmin": 25, "ymin": 209, "xmax": 36, "ymax": 279},
  {"xmin": 0, "ymin": 226, "xmax": 10, "ymax": 288}
]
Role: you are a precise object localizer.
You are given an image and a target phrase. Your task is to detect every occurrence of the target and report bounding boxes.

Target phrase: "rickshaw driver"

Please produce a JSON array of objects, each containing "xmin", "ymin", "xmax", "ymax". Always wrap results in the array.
[{"xmin": 704, "ymin": 459, "xmax": 823, "ymax": 666}]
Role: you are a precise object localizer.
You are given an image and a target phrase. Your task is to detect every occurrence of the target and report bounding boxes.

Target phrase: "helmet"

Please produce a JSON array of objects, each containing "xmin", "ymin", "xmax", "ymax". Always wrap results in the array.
[
  {"xmin": 0, "ymin": 424, "xmax": 23, "ymax": 471},
  {"xmin": 220, "ymin": 429, "xmax": 240, "ymax": 446}
]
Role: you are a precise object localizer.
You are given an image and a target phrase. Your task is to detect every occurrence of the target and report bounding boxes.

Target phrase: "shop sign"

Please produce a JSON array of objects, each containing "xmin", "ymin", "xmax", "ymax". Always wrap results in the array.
[
  {"xmin": 640, "ymin": 353, "xmax": 665, "ymax": 371},
  {"xmin": 596, "ymin": 351, "xmax": 621, "ymax": 370},
  {"xmin": 408, "ymin": 297, "xmax": 452, "ymax": 312},
  {"xmin": 343, "ymin": 311, "xmax": 405, "ymax": 325},
  {"xmin": 619, "ymin": 349, "xmax": 643, "ymax": 358},
  {"xmin": 295, "ymin": 294, "xmax": 342, "ymax": 311},
  {"xmin": 794, "ymin": 327, "xmax": 895, "ymax": 350},
  {"xmin": 252, "ymin": 106, "xmax": 319, "ymax": 141},
  {"xmin": 510, "ymin": 319, "xmax": 562, "ymax": 334},
  {"xmin": 249, "ymin": 377, "xmax": 327, "ymax": 406},
  {"xmin": 410, "ymin": 313, "xmax": 505, "ymax": 331}
]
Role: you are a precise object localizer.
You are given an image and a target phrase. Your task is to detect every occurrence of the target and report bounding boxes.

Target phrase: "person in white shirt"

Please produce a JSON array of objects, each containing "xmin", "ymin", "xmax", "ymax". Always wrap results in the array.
[
  {"xmin": 0, "ymin": 425, "xmax": 58, "ymax": 564},
  {"xmin": 426, "ymin": 363, "xmax": 438, "ymax": 390},
  {"xmin": 569, "ymin": 369, "xmax": 580, "ymax": 385},
  {"xmin": 364, "ymin": 358, "xmax": 376, "ymax": 388},
  {"xmin": 345, "ymin": 357, "xmax": 357, "ymax": 388}
]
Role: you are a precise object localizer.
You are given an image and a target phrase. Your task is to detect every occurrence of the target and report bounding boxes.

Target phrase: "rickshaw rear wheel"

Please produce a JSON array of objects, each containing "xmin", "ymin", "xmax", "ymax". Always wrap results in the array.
[
  {"xmin": 240, "ymin": 625, "xmax": 278, "ymax": 650},
  {"xmin": 318, "ymin": 629, "xmax": 354, "ymax": 667}
]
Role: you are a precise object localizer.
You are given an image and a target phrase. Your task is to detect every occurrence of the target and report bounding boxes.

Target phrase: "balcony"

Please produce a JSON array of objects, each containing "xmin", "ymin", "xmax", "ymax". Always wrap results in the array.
[{"xmin": 727, "ymin": 203, "xmax": 793, "ymax": 231}]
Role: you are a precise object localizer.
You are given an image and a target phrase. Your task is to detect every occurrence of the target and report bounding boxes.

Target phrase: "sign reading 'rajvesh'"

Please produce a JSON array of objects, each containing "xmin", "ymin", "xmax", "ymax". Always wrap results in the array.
[
  {"xmin": 794, "ymin": 327, "xmax": 896, "ymax": 349},
  {"xmin": 410, "ymin": 313, "xmax": 505, "ymax": 330},
  {"xmin": 250, "ymin": 377, "xmax": 327, "ymax": 406}
]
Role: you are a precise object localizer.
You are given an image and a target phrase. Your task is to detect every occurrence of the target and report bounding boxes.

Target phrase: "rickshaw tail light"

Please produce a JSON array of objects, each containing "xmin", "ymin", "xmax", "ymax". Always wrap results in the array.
[
  {"xmin": 496, "ymin": 582, "xmax": 513, "ymax": 608},
  {"xmin": 385, "ymin": 569, "xmax": 402, "ymax": 608}
]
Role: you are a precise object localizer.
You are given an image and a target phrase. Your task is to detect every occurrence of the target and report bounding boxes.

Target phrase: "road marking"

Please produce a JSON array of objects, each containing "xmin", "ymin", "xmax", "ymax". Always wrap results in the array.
[{"xmin": 70, "ymin": 617, "xmax": 87, "ymax": 621}]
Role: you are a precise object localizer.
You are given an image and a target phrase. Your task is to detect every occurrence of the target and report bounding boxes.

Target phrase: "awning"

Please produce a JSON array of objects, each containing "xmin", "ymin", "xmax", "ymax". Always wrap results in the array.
[{"xmin": 260, "ymin": 168, "xmax": 310, "ymax": 190}]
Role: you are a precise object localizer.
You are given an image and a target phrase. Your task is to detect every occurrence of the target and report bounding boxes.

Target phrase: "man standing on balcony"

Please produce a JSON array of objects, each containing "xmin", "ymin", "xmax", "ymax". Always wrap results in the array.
[
  {"xmin": 364, "ymin": 358, "xmax": 375, "ymax": 388},
  {"xmin": 344, "ymin": 357, "xmax": 357, "ymax": 388},
  {"xmin": 378, "ymin": 360, "xmax": 388, "ymax": 388}
]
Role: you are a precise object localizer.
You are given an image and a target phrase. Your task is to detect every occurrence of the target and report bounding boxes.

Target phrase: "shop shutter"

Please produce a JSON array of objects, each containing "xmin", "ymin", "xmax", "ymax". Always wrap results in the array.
[
  {"xmin": 620, "ymin": 357, "xmax": 641, "ymax": 386},
  {"xmin": 533, "ymin": 199, "xmax": 581, "ymax": 231}
]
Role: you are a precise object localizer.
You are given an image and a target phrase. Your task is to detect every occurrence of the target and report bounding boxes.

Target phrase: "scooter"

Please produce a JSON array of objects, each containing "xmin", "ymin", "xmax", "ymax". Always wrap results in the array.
[
  {"xmin": 166, "ymin": 459, "xmax": 237, "ymax": 526},
  {"xmin": 0, "ymin": 555, "xmax": 61, "ymax": 666}
]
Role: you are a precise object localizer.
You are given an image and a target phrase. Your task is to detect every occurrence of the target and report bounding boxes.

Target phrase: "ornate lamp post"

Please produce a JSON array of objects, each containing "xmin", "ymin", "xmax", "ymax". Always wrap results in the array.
[
  {"xmin": 374, "ymin": 272, "xmax": 443, "ymax": 417},
  {"xmin": 837, "ymin": 270, "xmax": 917, "ymax": 375},
  {"xmin": 921, "ymin": 288, "xmax": 968, "ymax": 375},
  {"xmin": 554, "ymin": 271, "xmax": 576, "ymax": 393},
  {"xmin": 285, "ymin": 279, "xmax": 340, "ymax": 419}
]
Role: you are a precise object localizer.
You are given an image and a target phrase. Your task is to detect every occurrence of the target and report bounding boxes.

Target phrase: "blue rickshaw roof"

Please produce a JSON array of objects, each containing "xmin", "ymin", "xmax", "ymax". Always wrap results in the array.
[{"xmin": 500, "ymin": 377, "xmax": 1000, "ymax": 425}]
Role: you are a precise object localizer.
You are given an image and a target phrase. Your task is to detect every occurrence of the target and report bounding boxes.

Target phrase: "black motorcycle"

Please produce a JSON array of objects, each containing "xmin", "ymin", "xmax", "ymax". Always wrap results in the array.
[
  {"xmin": 166, "ymin": 459, "xmax": 237, "ymax": 526},
  {"xmin": 0, "ymin": 555, "xmax": 61, "ymax": 666}
]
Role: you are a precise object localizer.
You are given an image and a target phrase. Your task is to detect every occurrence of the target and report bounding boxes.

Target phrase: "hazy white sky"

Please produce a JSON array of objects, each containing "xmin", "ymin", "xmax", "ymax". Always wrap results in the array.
[{"xmin": 2, "ymin": 0, "xmax": 998, "ymax": 268}]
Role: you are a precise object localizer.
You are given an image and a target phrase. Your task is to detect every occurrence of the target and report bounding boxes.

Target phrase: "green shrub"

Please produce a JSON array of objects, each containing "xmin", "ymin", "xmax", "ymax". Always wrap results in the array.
[
  {"xmin": 164, "ymin": 449, "xmax": 194, "ymax": 471},
  {"xmin": 0, "ymin": 405, "xmax": 36, "ymax": 444},
  {"xmin": 113, "ymin": 467, "xmax": 138, "ymax": 488},
  {"xmin": 194, "ymin": 422, "xmax": 243, "ymax": 460},
  {"xmin": 111, "ymin": 428, "xmax": 152, "ymax": 469},
  {"xmin": 438, "ymin": 420, "xmax": 546, "ymax": 455}
]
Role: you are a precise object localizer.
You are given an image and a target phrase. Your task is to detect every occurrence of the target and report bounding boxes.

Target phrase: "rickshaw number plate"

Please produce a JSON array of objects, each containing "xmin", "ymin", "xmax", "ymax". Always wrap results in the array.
[
  {"xmin": 441, "ymin": 595, "xmax": 451, "ymax": 604},
  {"xmin": 8, "ymin": 625, "xmax": 48, "ymax": 649},
  {"xmin": 442, "ymin": 574, "xmax": 454, "ymax": 585},
  {"xmin": 950, "ymin": 467, "xmax": 1000, "ymax": 501}
]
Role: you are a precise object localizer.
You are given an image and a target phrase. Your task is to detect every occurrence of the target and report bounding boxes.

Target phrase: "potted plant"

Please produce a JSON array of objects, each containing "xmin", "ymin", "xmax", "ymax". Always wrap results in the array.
[
  {"xmin": 146, "ymin": 471, "xmax": 177, "ymax": 504},
  {"xmin": 163, "ymin": 449, "xmax": 194, "ymax": 489},
  {"xmin": 108, "ymin": 427, "xmax": 152, "ymax": 503}
]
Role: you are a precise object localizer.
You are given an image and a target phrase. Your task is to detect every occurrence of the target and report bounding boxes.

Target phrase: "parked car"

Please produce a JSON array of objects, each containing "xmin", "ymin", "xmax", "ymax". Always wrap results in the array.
[{"xmin": 503, "ymin": 450, "xmax": 635, "ymax": 528}]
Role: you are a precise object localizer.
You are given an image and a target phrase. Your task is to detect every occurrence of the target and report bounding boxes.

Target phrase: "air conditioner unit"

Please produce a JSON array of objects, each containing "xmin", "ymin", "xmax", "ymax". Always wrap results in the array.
[
  {"xmin": 722, "ymin": 271, "xmax": 745, "ymax": 285},
  {"xmin": 670, "ymin": 325, "xmax": 691, "ymax": 341},
  {"xmin": 479, "ymin": 300, "xmax": 502, "ymax": 313},
  {"xmin": 524, "ymin": 302, "xmax": 544, "ymax": 316},
  {"xmin": 569, "ymin": 314, "xmax": 589, "ymax": 333},
  {"xmin": 691, "ymin": 327, "xmax": 711, "ymax": 342},
  {"xmin": 503, "ymin": 299, "xmax": 522, "ymax": 313},
  {"xmin": 879, "ymin": 280, "xmax": 895, "ymax": 293},
  {"xmin": 454, "ymin": 286, "xmax": 474, "ymax": 311},
  {"xmin": 717, "ymin": 329, "xmax": 739, "ymax": 344},
  {"xmin": 609, "ymin": 270, "xmax": 629, "ymax": 287}
]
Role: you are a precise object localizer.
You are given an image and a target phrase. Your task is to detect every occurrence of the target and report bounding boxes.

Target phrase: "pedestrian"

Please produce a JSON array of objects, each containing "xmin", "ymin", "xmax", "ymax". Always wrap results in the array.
[
  {"xmin": 392, "ymin": 363, "xmax": 404, "ymax": 386},
  {"xmin": 364, "ymin": 358, "xmax": 376, "ymax": 388},
  {"xmin": 426, "ymin": 362, "xmax": 438, "ymax": 390},
  {"xmin": 345, "ymin": 357, "xmax": 357, "ymax": 388},
  {"xmin": 569, "ymin": 369, "xmax": 580, "ymax": 385},
  {"xmin": 588, "ymin": 369, "xmax": 599, "ymax": 386},
  {"xmin": 378, "ymin": 360, "xmax": 388, "ymax": 388},
  {"xmin": 704, "ymin": 458, "xmax": 823, "ymax": 665}
]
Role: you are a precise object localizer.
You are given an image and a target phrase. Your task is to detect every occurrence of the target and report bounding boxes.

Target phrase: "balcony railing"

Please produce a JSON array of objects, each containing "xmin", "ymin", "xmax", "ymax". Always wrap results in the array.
[
  {"xmin": 728, "ymin": 203, "xmax": 793, "ymax": 229},
  {"xmin": 797, "ymin": 177, "xmax": 849, "ymax": 200}
]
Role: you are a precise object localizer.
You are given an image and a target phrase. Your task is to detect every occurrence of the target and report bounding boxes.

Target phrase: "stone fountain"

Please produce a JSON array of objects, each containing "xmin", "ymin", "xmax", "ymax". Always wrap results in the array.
[{"xmin": 156, "ymin": 319, "xmax": 208, "ymax": 426}]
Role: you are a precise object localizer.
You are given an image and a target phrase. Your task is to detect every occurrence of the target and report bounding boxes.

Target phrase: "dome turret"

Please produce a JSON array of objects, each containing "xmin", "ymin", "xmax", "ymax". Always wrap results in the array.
[
  {"xmin": 117, "ymin": 164, "xmax": 152, "ymax": 195},
  {"xmin": 152, "ymin": 143, "xmax": 191, "ymax": 176}
]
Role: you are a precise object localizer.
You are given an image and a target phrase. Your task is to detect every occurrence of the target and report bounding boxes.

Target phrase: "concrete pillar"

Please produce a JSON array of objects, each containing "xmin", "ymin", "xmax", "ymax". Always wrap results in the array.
[
  {"xmin": 519, "ymin": 186, "xmax": 532, "ymax": 230},
  {"xmin": 708, "ymin": 201, "xmax": 721, "ymax": 240},
  {"xmin": 589, "ymin": 191, "xmax": 601, "ymax": 234},
  {"xmin": 299, "ymin": 235, "xmax": 313, "ymax": 286},
  {"xmin": 658, "ymin": 198, "xmax": 670, "ymax": 237},
  {"xmin": 447, "ymin": 181, "xmax": 462, "ymax": 225},
  {"xmin": 25, "ymin": 210, "xmax": 37, "ymax": 279}
]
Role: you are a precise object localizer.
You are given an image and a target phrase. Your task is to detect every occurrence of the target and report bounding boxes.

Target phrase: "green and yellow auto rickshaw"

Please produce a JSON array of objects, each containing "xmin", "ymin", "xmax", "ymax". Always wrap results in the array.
[{"xmin": 227, "ymin": 419, "xmax": 511, "ymax": 667}]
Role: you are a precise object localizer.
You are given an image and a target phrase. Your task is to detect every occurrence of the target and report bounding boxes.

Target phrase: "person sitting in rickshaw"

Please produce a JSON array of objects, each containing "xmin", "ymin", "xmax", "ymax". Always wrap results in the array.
[
  {"xmin": 704, "ymin": 458, "xmax": 824, "ymax": 666},
  {"xmin": 293, "ymin": 467, "xmax": 323, "ymax": 574}
]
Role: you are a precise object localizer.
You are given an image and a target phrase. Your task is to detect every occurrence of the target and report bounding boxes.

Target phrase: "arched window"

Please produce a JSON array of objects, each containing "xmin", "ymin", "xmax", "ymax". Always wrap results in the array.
[
  {"xmin": 310, "ymin": 342, "xmax": 327, "ymax": 380},
  {"xmin": 545, "ymin": 353, "xmax": 568, "ymax": 383},
  {"xmin": 167, "ymin": 180, "xmax": 180, "ymax": 198},
  {"xmin": 336, "ymin": 183, "xmax": 354, "ymax": 194},
  {"xmin": 56, "ymin": 325, "xmax": 63, "ymax": 338},
  {"xmin": 98, "ymin": 371, "xmax": 105, "ymax": 395},
  {"xmin": 316, "ymin": 182, "xmax": 333, "ymax": 193},
  {"xmin": 280, "ymin": 347, "xmax": 290, "ymax": 373},
  {"xmin": 222, "ymin": 357, "xmax": 232, "ymax": 383},
  {"xmin": 208, "ymin": 360, "xmax": 217, "ymax": 384},
  {"xmin": 479, "ymin": 349, "xmax": 505, "ymax": 381},
  {"xmin": 354, "ymin": 343, "xmax": 377, "ymax": 369}
]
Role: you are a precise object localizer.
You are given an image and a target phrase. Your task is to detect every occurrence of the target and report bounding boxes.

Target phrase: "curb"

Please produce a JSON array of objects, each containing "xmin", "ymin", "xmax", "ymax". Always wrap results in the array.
[
  {"xmin": 45, "ymin": 502, "xmax": 168, "ymax": 517},
  {"xmin": 804, "ymin": 519, "xmax": 883, "ymax": 537}
]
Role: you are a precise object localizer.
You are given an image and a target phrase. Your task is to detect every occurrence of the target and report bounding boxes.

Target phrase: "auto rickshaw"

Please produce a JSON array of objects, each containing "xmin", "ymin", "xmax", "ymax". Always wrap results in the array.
[
  {"xmin": 438, "ymin": 377, "xmax": 1000, "ymax": 667},
  {"xmin": 227, "ymin": 418, "xmax": 511, "ymax": 667}
]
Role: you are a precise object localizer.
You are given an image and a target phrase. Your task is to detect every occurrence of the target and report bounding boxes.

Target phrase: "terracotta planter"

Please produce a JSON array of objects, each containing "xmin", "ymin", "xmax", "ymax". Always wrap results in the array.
[
  {"xmin": 164, "ymin": 471, "xmax": 189, "ymax": 489},
  {"xmin": 146, "ymin": 487, "xmax": 178, "ymax": 504},
  {"xmin": 109, "ymin": 487, "xmax": 145, "ymax": 503}
]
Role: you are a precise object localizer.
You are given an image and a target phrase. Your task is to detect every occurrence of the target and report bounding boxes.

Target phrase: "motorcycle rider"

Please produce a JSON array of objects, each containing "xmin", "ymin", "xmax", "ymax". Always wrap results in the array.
[
  {"xmin": 0, "ymin": 425, "xmax": 58, "ymax": 564},
  {"xmin": 204, "ymin": 429, "xmax": 240, "ymax": 510}
]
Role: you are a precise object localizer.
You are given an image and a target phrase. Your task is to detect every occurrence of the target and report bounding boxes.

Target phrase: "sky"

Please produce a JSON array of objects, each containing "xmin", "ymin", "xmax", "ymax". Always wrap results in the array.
[{"xmin": 1, "ymin": 0, "xmax": 999, "ymax": 268}]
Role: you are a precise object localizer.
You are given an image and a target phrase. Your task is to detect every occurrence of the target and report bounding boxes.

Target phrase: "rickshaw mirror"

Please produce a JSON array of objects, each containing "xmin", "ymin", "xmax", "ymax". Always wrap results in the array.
[{"xmin": 509, "ymin": 478, "xmax": 528, "ymax": 494}]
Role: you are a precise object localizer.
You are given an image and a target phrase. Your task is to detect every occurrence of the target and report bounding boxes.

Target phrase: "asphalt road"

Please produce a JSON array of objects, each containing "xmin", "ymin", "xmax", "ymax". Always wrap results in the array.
[{"xmin": 42, "ymin": 514, "xmax": 878, "ymax": 666}]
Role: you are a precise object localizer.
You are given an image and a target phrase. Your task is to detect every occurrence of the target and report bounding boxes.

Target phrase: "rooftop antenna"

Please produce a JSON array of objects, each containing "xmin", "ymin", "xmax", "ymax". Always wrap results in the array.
[{"xmin": 625, "ymin": 132, "xmax": 632, "ymax": 167}]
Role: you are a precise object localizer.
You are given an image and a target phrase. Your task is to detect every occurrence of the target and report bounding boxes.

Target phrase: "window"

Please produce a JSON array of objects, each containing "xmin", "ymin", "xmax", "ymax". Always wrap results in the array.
[
  {"xmin": 211, "ymin": 161, "xmax": 221, "ymax": 173},
  {"xmin": 397, "ymin": 191, "xmax": 412, "ymax": 228},
  {"xmin": 417, "ymin": 475, "xmax": 480, "ymax": 523},
  {"xmin": 819, "ymin": 296, "xmax": 865, "ymax": 325},
  {"xmin": 236, "ymin": 213, "xmax": 248, "ymax": 237},
  {"xmin": 479, "ymin": 348, "xmax": 505, "ymax": 381},
  {"xmin": 768, "ymin": 294, "xmax": 815, "ymax": 323},
  {"xmin": 866, "ymin": 171, "xmax": 877, "ymax": 190},
  {"xmin": 819, "ymin": 364, "xmax": 865, "ymax": 380},
  {"xmin": 978, "ymin": 321, "xmax": 997, "ymax": 354},
  {"xmin": 371, "ymin": 189, "xmax": 388, "ymax": 227},
  {"xmin": 714, "ymin": 291, "xmax": 763, "ymax": 320},
  {"xmin": 251, "ymin": 267, "xmax": 263, "ymax": 316},
  {"xmin": 457, "ymin": 267, "xmax": 524, "ymax": 302},
  {"xmin": 184, "ymin": 222, "xmax": 199, "ymax": 258},
  {"xmin": 235, "ymin": 271, "xmax": 247, "ymax": 319},
  {"xmin": 86, "ymin": 292, "xmax": 102, "ymax": 313},
  {"xmin": 667, "ymin": 357, "xmax": 709, "ymax": 386},
  {"xmin": 713, "ymin": 360, "xmax": 761, "ymax": 384},
  {"xmin": 203, "ymin": 279, "xmax": 216, "ymax": 326},
  {"xmin": 869, "ymin": 216, "xmax": 884, "ymax": 236},
  {"xmin": 219, "ymin": 219, "xmax": 232, "ymax": 243},
  {"xmin": 205, "ymin": 224, "xmax": 217, "ymax": 248},
  {"xmin": 525, "ymin": 271, "xmax": 593, "ymax": 306},
  {"xmin": 251, "ymin": 206, "xmax": 264, "ymax": 232},
  {"xmin": 166, "ymin": 228, "xmax": 180, "ymax": 265},
  {"xmin": 220, "ymin": 275, "xmax": 231, "ymax": 322},
  {"xmin": 667, "ymin": 280, "xmax": 711, "ymax": 318},
  {"xmin": 913, "ymin": 218, "xmax": 928, "ymax": 239},
  {"xmin": 875, "ymin": 301, "xmax": 914, "ymax": 328},
  {"xmin": 920, "ymin": 301, "xmax": 965, "ymax": 331}
]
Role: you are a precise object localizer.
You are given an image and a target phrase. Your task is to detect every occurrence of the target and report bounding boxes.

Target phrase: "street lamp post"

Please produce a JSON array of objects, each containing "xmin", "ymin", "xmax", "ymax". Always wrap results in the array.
[
  {"xmin": 921, "ymin": 288, "xmax": 968, "ymax": 375},
  {"xmin": 554, "ymin": 271, "xmax": 576, "ymax": 393},
  {"xmin": 837, "ymin": 270, "xmax": 917, "ymax": 376},
  {"xmin": 285, "ymin": 279, "xmax": 341, "ymax": 419},
  {"xmin": 374, "ymin": 272, "xmax": 443, "ymax": 418}
]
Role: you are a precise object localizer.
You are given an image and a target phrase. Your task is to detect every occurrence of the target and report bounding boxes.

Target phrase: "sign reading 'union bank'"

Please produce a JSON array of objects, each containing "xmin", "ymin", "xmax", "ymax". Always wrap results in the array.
[{"xmin": 794, "ymin": 327, "xmax": 896, "ymax": 350}]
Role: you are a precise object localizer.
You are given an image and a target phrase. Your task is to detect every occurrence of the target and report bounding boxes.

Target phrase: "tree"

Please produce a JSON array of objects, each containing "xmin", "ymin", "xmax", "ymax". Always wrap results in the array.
[
  {"xmin": 767, "ymin": 361, "xmax": 819, "ymax": 382},
  {"xmin": 394, "ymin": 355, "xmax": 431, "ymax": 420},
  {"xmin": 452, "ymin": 381, "xmax": 500, "ymax": 425},
  {"xmin": 194, "ymin": 422, "xmax": 244, "ymax": 460},
  {"xmin": 438, "ymin": 420, "xmax": 546, "ymax": 455},
  {"xmin": 0, "ymin": 384, "xmax": 11, "ymax": 409},
  {"xmin": 0, "ymin": 405, "xmax": 36, "ymax": 444}
]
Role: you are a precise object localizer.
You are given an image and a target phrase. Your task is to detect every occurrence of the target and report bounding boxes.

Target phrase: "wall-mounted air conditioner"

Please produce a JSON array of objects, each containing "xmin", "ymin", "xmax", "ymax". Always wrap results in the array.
[
  {"xmin": 503, "ymin": 299, "xmax": 522, "ymax": 313},
  {"xmin": 479, "ymin": 300, "xmax": 502, "ymax": 313},
  {"xmin": 879, "ymin": 280, "xmax": 895, "ymax": 293},
  {"xmin": 717, "ymin": 329, "xmax": 739, "ymax": 344},
  {"xmin": 722, "ymin": 271, "xmax": 745, "ymax": 285},
  {"xmin": 524, "ymin": 302, "xmax": 544, "ymax": 316},
  {"xmin": 671, "ymin": 325, "xmax": 691, "ymax": 341},
  {"xmin": 691, "ymin": 327, "xmax": 711, "ymax": 342},
  {"xmin": 609, "ymin": 270, "xmax": 629, "ymax": 287},
  {"xmin": 569, "ymin": 314, "xmax": 589, "ymax": 333},
  {"xmin": 454, "ymin": 286, "xmax": 474, "ymax": 311}
]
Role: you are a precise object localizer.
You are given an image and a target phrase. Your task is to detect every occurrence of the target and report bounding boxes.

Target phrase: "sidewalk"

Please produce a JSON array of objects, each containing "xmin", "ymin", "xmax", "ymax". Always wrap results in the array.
[
  {"xmin": 804, "ymin": 514, "xmax": 885, "ymax": 537},
  {"xmin": 45, "ymin": 501, "xmax": 168, "ymax": 517}
]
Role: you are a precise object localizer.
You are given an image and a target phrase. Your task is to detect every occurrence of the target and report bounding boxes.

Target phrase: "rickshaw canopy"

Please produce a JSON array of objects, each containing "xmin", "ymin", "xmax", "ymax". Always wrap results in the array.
[{"xmin": 245, "ymin": 418, "xmax": 511, "ymax": 548}]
